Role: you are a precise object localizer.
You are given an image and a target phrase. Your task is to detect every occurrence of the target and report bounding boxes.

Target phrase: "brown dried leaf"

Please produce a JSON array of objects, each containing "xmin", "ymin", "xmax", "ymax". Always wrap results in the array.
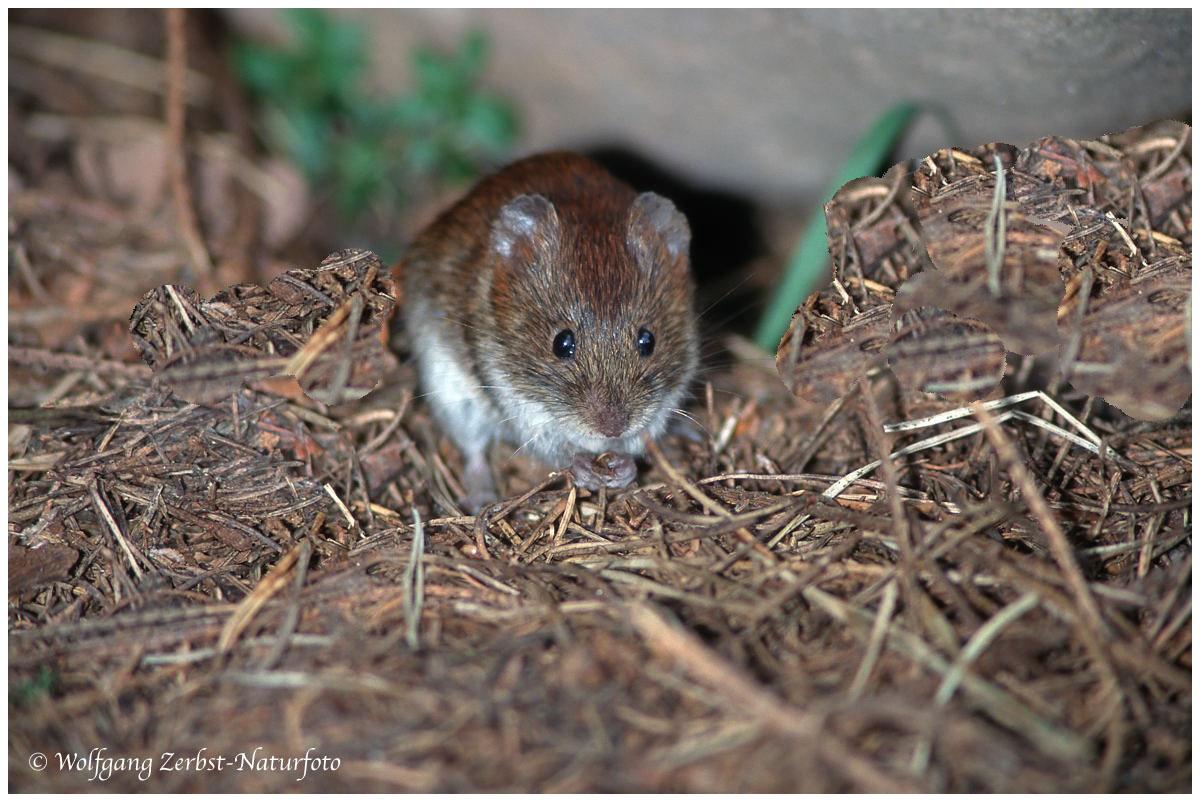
[
  {"xmin": 911, "ymin": 146, "xmax": 1066, "ymax": 355},
  {"xmin": 776, "ymin": 301, "xmax": 890, "ymax": 404},
  {"xmin": 823, "ymin": 169, "xmax": 925, "ymax": 309},
  {"xmin": 781, "ymin": 124, "xmax": 1190, "ymax": 422},
  {"xmin": 9, "ymin": 544, "xmax": 79, "ymax": 597},
  {"xmin": 1058, "ymin": 255, "xmax": 1191, "ymax": 421},
  {"xmin": 886, "ymin": 307, "xmax": 1005, "ymax": 401}
]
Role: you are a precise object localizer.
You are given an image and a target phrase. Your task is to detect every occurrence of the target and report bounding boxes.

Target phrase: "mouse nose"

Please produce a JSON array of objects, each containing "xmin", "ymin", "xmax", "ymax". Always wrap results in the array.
[{"xmin": 585, "ymin": 392, "xmax": 630, "ymax": 438}]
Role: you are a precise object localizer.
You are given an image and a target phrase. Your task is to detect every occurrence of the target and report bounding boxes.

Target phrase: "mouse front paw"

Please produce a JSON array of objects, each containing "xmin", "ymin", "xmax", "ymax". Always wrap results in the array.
[
  {"xmin": 570, "ymin": 451, "xmax": 637, "ymax": 490},
  {"xmin": 461, "ymin": 450, "xmax": 498, "ymax": 514}
]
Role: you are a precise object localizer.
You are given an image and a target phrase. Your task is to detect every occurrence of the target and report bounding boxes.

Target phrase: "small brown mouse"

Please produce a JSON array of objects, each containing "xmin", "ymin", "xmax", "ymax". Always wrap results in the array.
[{"xmin": 402, "ymin": 152, "xmax": 699, "ymax": 509}]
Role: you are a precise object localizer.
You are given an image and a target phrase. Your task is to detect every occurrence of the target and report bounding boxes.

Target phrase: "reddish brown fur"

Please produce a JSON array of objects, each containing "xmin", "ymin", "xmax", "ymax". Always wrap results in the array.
[{"xmin": 402, "ymin": 151, "xmax": 698, "ymax": 485}]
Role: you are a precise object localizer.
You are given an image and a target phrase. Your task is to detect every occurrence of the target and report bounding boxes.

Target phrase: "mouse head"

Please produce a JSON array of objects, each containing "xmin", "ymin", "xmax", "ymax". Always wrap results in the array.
[{"xmin": 484, "ymin": 190, "xmax": 699, "ymax": 455}]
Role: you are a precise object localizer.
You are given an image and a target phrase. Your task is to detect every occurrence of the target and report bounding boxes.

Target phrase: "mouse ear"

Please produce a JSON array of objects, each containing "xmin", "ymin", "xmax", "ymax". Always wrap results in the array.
[
  {"xmin": 491, "ymin": 194, "xmax": 560, "ymax": 259},
  {"xmin": 629, "ymin": 192, "xmax": 691, "ymax": 266}
]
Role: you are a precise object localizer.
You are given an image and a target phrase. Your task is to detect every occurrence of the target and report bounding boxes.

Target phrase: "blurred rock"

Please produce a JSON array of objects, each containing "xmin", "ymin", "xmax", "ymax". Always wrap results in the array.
[{"xmin": 227, "ymin": 9, "xmax": 1190, "ymax": 202}]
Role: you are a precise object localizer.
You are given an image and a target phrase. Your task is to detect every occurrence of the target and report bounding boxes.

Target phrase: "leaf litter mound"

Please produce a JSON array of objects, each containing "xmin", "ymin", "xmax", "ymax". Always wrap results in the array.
[{"xmin": 8, "ymin": 13, "xmax": 1191, "ymax": 793}]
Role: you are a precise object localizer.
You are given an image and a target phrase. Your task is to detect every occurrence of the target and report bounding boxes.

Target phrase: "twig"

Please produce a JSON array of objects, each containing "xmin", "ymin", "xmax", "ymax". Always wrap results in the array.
[
  {"xmin": 644, "ymin": 437, "xmax": 776, "ymax": 561},
  {"xmin": 970, "ymin": 402, "xmax": 1123, "ymax": 709},
  {"xmin": 402, "ymin": 508, "xmax": 427, "ymax": 650},
  {"xmin": 260, "ymin": 535, "xmax": 313, "ymax": 669},
  {"xmin": 484, "ymin": 469, "xmax": 569, "ymax": 525},
  {"xmin": 984, "ymin": 154, "xmax": 1008, "ymax": 296},
  {"xmin": 626, "ymin": 602, "xmax": 816, "ymax": 735},
  {"xmin": 627, "ymin": 602, "xmax": 919, "ymax": 793},
  {"xmin": 859, "ymin": 379, "xmax": 917, "ymax": 631},
  {"xmin": 164, "ymin": 8, "xmax": 214, "ymax": 292},
  {"xmin": 1105, "ymin": 211, "xmax": 1140, "ymax": 258},
  {"xmin": 805, "ymin": 586, "xmax": 1090, "ymax": 763},
  {"xmin": 8, "ymin": 346, "xmax": 152, "ymax": 378},
  {"xmin": 882, "ymin": 390, "xmax": 1102, "ymax": 446},
  {"xmin": 90, "ymin": 484, "xmax": 145, "ymax": 581},
  {"xmin": 847, "ymin": 578, "xmax": 897, "ymax": 700},
  {"xmin": 323, "ymin": 483, "xmax": 356, "ymax": 528},
  {"xmin": 10, "ymin": 23, "xmax": 211, "ymax": 102},
  {"xmin": 217, "ymin": 538, "xmax": 307, "ymax": 653},
  {"xmin": 1143, "ymin": 126, "xmax": 1191, "ymax": 181},
  {"xmin": 910, "ymin": 591, "xmax": 1042, "ymax": 774}
]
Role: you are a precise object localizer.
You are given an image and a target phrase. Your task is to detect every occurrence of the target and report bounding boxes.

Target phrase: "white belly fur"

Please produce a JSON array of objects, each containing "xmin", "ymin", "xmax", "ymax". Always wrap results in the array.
[{"xmin": 407, "ymin": 299, "xmax": 497, "ymax": 461}]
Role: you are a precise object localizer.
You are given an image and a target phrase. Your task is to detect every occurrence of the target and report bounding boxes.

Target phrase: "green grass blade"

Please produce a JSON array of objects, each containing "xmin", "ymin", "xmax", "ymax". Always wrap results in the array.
[{"xmin": 753, "ymin": 102, "xmax": 921, "ymax": 353}]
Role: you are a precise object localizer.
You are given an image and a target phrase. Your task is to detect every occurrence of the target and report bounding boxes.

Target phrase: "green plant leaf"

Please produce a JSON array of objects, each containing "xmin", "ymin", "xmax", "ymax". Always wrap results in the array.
[
  {"xmin": 285, "ymin": 8, "xmax": 327, "ymax": 44},
  {"xmin": 277, "ymin": 106, "xmax": 335, "ymax": 180},
  {"xmin": 404, "ymin": 136, "xmax": 441, "ymax": 174},
  {"xmin": 460, "ymin": 94, "xmax": 518, "ymax": 151},
  {"xmin": 388, "ymin": 95, "xmax": 436, "ymax": 127},
  {"xmin": 456, "ymin": 31, "xmax": 488, "ymax": 80},
  {"xmin": 10, "ymin": 667, "xmax": 54, "ymax": 707},
  {"xmin": 413, "ymin": 46, "xmax": 461, "ymax": 106},
  {"xmin": 235, "ymin": 46, "xmax": 294, "ymax": 96},
  {"xmin": 335, "ymin": 138, "xmax": 386, "ymax": 217},
  {"xmin": 439, "ymin": 149, "xmax": 479, "ymax": 183},
  {"xmin": 752, "ymin": 102, "xmax": 920, "ymax": 353},
  {"xmin": 233, "ymin": 19, "xmax": 518, "ymax": 226}
]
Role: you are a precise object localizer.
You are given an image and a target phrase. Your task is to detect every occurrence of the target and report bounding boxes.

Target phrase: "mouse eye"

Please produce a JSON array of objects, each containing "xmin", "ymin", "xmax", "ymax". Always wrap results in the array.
[
  {"xmin": 552, "ymin": 329, "xmax": 576, "ymax": 359},
  {"xmin": 637, "ymin": 327, "xmax": 655, "ymax": 357}
]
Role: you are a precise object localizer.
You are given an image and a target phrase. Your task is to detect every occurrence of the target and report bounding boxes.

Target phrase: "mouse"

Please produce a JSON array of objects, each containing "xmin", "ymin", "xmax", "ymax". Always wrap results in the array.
[{"xmin": 401, "ymin": 152, "xmax": 699, "ymax": 510}]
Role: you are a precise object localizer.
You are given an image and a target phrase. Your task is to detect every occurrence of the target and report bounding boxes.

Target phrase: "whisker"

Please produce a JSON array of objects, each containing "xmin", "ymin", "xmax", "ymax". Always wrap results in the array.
[
  {"xmin": 708, "ymin": 387, "xmax": 748, "ymax": 402},
  {"xmin": 698, "ymin": 274, "xmax": 754, "ymax": 320},
  {"xmin": 509, "ymin": 433, "xmax": 539, "ymax": 459},
  {"xmin": 408, "ymin": 384, "xmax": 535, "ymax": 406},
  {"xmin": 669, "ymin": 407, "xmax": 711, "ymax": 437}
]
